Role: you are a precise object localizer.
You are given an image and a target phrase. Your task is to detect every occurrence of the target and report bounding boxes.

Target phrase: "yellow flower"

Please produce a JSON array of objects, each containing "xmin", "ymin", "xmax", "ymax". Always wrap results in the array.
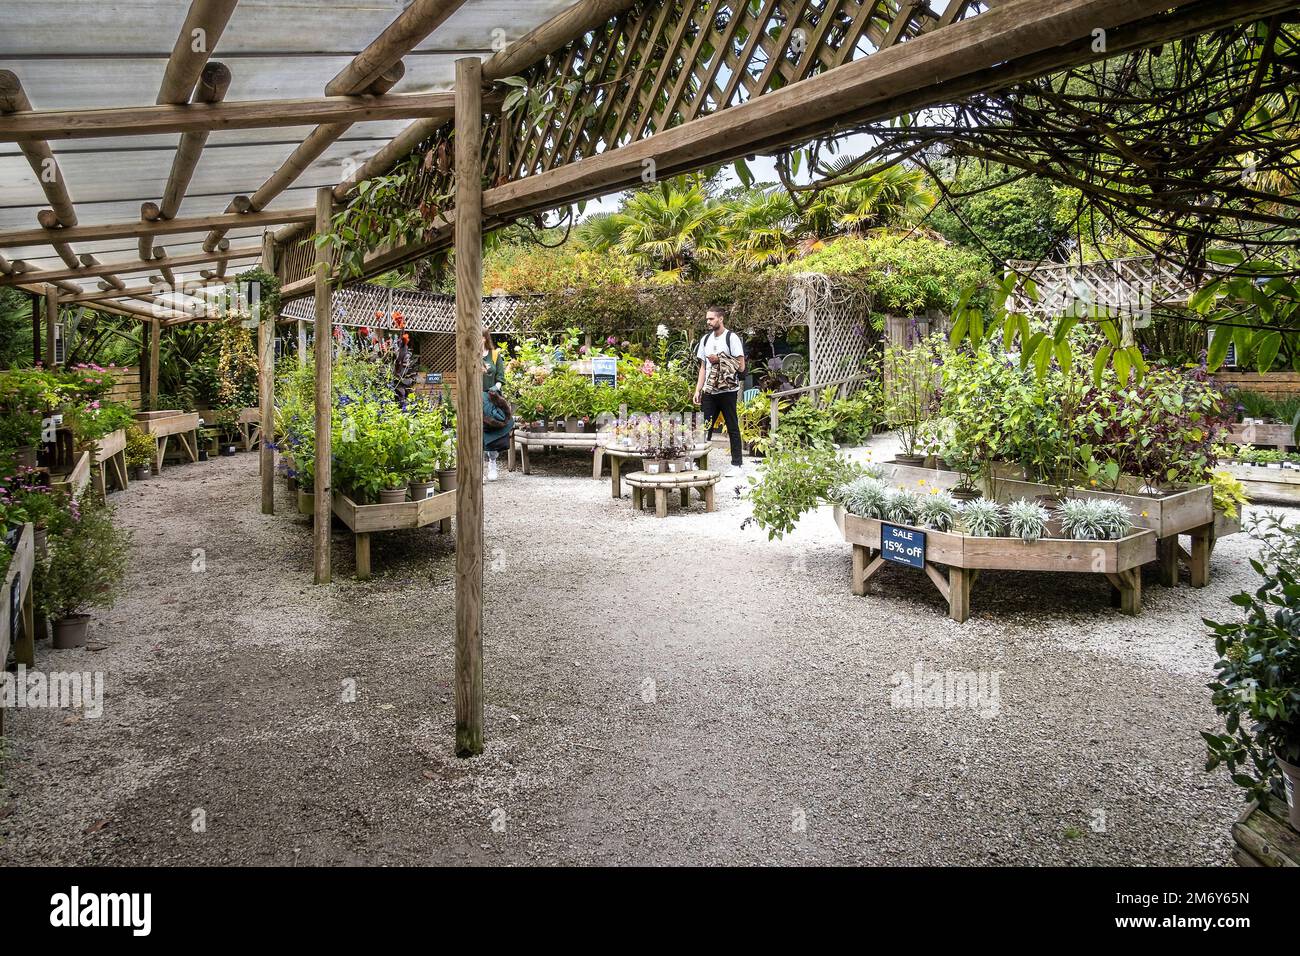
[
  {"xmin": 1089, "ymin": 479, "xmax": 1097, "ymax": 486},
  {"xmin": 931, "ymin": 487, "xmax": 939, "ymax": 494},
  {"xmin": 1141, "ymin": 511, "xmax": 1149, "ymax": 518},
  {"xmin": 918, "ymin": 479, "xmax": 927, "ymax": 486}
]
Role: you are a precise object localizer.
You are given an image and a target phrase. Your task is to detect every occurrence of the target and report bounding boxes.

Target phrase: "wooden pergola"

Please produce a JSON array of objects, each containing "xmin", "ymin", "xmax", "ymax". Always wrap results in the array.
[{"xmin": 1, "ymin": 0, "xmax": 1289, "ymax": 756}]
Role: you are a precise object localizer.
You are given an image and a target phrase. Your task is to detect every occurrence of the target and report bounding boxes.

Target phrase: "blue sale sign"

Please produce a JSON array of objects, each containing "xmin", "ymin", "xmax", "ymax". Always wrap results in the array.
[{"xmin": 880, "ymin": 523, "xmax": 926, "ymax": 569}]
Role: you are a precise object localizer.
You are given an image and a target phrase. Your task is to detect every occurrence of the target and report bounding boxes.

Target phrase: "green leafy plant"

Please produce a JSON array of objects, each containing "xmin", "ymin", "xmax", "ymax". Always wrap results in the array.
[
  {"xmin": 1208, "ymin": 470, "xmax": 1249, "ymax": 520},
  {"xmin": 1203, "ymin": 513, "xmax": 1300, "ymax": 805},
  {"xmin": 124, "ymin": 426, "xmax": 155, "ymax": 469},
  {"xmin": 745, "ymin": 440, "xmax": 859, "ymax": 540}
]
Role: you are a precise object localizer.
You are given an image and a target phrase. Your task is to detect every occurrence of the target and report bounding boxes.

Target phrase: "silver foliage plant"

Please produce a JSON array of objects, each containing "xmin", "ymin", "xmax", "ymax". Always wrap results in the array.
[
  {"xmin": 835, "ymin": 476, "xmax": 889, "ymax": 518},
  {"xmin": 1006, "ymin": 498, "xmax": 1050, "ymax": 543},
  {"xmin": 883, "ymin": 487, "xmax": 924, "ymax": 525},
  {"xmin": 1058, "ymin": 497, "xmax": 1133, "ymax": 540},
  {"xmin": 915, "ymin": 491, "xmax": 959, "ymax": 532},
  {"xmin": 958, "ymin": 498, "xmax": 1005, "ymax": 537}
]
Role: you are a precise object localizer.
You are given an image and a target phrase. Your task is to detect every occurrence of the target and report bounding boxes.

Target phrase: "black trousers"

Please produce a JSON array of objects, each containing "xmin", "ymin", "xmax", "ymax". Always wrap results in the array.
[{"xmin": 701, "ymin": 389, "xmax": 743, "ymax": 466}]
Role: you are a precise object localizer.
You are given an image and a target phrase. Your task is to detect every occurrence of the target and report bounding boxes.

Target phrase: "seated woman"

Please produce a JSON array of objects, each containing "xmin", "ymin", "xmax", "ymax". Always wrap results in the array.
[{"xmin": 483, "ymin": 389, "xmax": 514, "ymax": 482}]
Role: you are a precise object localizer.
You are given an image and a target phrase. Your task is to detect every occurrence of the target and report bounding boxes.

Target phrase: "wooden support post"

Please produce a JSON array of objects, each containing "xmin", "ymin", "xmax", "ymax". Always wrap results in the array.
[
  {"xmin": 949, "ymin": 567, "xmax": 972, "ymax": 623},
  {"xmin": 355, "ymin": 532, "xmax": 371, "ymax": 580},
  {"xmin": 1156, "ymin": 535, "xmax": 1179, "ymax": 587},
  {"xmin": 313, "ymin": 187, "xmax": 333, "ymax": 585},
  {"xmin": 1189, "ymin": 524, "xmax": 1212, "ymax": 588},
  {"xmin": 259, "ymin": 232, "xmax": 276, "ymax": 515},
  {"xmin": 147, "ymin": 317, "xmax": 161, "ymax": 409},
  {"xmin": 297, "ymin": 319, "xmax": 308, "ymax": 366},
  {"xmin": 851, "ymin": 544, "xmax": 867, "ymax": 596},
  {"xmin": 44, "ymin": 284, "xmax": 58, "ymax": 367},
  {"xmin": 31, "ymin": 292, "xmax": 40, "ymax": 364},
  {"xmin": 453, "ymin": 58, "xmax": 485, "ymax": 759}
]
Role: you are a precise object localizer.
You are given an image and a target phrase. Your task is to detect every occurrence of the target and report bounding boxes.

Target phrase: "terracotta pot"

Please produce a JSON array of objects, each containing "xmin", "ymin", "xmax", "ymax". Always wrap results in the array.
[
  {"xmin": 410, "ymin": 480, "xmax": 437, "ymax": 501},
  {"xmin": 565, "ymin": 417, "xmax": 583, "ymax": 434},
  {"xmin": 52, "ymin": 614, "xmax": 91, "ymax": 650},
  {"xmin": 951, "ymin": 487, "xmax": 982, "ymax": 502},
  {"xmin": 894, "ymin": 454, "xmax": 926, "ymax": 466},
  {"xmin": 1277, "ymin": 753, "xmax": 1300, "ymax": 831},
  {"xmin": 379, "ymin": 486, "xmax": 408, "ymax": 504},
  {"xmin": 437, "ymin": 468, "xmax": 458, "ymax": 492},
  {"xmin": 643, "ymin": 458, "xmax": 666, "ymax": 475}
]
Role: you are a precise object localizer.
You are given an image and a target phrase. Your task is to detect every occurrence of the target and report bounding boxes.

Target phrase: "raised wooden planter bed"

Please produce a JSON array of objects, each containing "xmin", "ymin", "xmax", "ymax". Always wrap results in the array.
[
  {"xmin": 1227, "ymin": 422, "xmax": 1295, "ymax": 449},
  {"xmin": 1, "ymin": 523, "xmax": 36, "ymax": 732},
  {"xmin": 238, "ymin": 407, "xmax": 261, "ymax": 452},
  {"xmin": 1232, "ymin": 794, "xmax": 1300, "ymax": 867},
  {"xmin": 888, "ymin": 461, "xmax": 1227, "ymax": 587},
  {"xmin": 48, "ymin": 449, "xmax": 91, "ymax": 498},
  {"xmin": 834, "ymin": 505, "xmax": 1156, "ymax": 623},
  {"xmin": 135, "ymin": 411, "xmax": 200, "ymax": 473},
  {"xmin": 331, "ymin": 489, "xmax": 456, "ymax": 580},
  {"xmin": 91, "ymin": 427, "xmax": 129, "ymax": 495},
  {"xmin": 1221, "ymin": 460, "xmax": 1300, "ymax": 505}
]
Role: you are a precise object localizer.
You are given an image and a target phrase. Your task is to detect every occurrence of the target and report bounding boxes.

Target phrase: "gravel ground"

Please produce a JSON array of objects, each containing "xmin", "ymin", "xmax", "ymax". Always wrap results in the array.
[{"xmin": 0, "ymin": 437, "xmax": 1275, "ymax": 866}]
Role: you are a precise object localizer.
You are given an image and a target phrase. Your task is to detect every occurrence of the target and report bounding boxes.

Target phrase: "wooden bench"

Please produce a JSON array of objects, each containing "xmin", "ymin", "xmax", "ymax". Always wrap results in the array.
[
  {"xmin": 625, "ymin": 470, "xmax": 720, "ymax": 518},
  {"xmin": 238, "ymin": 407, "xmax": 262, "ymax": 452},
  {"xmin": 331, "ymin": 489, "xmax": 456, "ymax": 580},
  {"xmin": 49, "ymin": 449, "xmax": 91, "ymax": 498},
  {"xmin": 834, "ymin": 505, "xmax": 1156, "ymax": 623}
]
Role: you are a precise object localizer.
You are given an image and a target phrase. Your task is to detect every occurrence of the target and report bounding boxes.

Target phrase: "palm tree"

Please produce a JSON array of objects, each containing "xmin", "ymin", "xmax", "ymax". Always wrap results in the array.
[
  {"xmin": 720, "ymin": 188, "xmax": 803, "ymax": 269},
  {"xmin": 610, "ymin": 178, "xmax": 728, "ymax": 279},
  {"xmin": 801, "ymin": 163, "xmax": 936, "ymax": 238},
  {"xmin": 575, "ymin": 212, "xmax": 624, "ymax": 252}
]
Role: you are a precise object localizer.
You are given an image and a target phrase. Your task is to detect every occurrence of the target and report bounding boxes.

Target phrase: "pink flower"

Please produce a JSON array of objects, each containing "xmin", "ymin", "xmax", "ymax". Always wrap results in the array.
[{"xmin": 641, "ymin": 360, "xmax": 656, "ymax": 376}]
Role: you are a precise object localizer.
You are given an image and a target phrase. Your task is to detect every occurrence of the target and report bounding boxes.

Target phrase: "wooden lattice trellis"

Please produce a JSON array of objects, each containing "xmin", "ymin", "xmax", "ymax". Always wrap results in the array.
[
  {"xmin": 786, "ymin": 272, "xmax": 878, "ymax": 387},
  {"xmin": 1006, "ymin": 255, "xmax": 1203, "ymax": 319},
  {"xmin": 280, "ymin": 283, "xmax": 527, "ymax": 334}
]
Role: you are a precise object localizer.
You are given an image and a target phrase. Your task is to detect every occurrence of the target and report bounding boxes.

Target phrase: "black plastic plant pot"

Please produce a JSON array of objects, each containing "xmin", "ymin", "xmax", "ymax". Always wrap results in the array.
[{"xmin": 220, "ymin": 445, "xmax": 237, "ymax": 457}]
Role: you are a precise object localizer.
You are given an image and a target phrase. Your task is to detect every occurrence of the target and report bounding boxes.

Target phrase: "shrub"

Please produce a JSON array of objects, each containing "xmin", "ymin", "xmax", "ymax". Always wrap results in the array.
[
  {"xmin": 1204, "ymin": 513, "xmax": 1300, "ymax": 805},
  {"xmin": 124, "ymin": 426, "xmax": 155, "ymax": 469},
  {"xmin": 745, "ymin": 440, "xmax": 859, "ymax": 540},
  {"xmin": 882, "ymin": 487, "xmax": 923, "ymax": 525},
  {"xmin": 1058, "ymin": 497, "xmax": 1132, "ymax": 540},
  {"xmin": 36, "ymin": 500, "xmax": 130, "ymax": 621}
]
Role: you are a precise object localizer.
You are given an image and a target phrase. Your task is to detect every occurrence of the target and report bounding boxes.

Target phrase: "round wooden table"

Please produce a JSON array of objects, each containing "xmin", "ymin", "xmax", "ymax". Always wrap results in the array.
[
  {"xmin": 599, "ymin": 443, "xmax": 712, "ymax": 497},
  {"xmin": 624, "ymin": 469, "xmax": 720, "ymax": 518}
]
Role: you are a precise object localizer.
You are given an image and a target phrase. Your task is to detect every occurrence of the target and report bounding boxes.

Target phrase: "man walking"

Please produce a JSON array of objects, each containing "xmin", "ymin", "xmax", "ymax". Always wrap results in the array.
[{"xmin": 693, "ymin": 305, "xmax": 746, "ymax": 477}]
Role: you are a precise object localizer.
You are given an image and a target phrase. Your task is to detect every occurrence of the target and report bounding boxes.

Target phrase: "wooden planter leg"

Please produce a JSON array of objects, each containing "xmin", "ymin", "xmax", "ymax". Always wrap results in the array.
[
  {"xmin": 948, "ymin": 567, "xmax": 972, "ymax": 623},
  {"xmin": 93, "ymin": 462, "xmax": 106, "ymax": 498},
  {"xmin": 1156, "ymin": 535, "xmax": 1179, "ymax": 587},
  {"xmin": 507, "ymin": 439, "xmax": 516, "ymax": 473},
  {"xmin": 704, "ymin": 484, "xmax": 715, "ymax": 513},
  {"xmin": 851, "ymin": 544, "xmax": 867, "ymax": 596},
  {"xmin": 610, "ymin": 458, "xmax": 622, "ymax": 498},
  {"xmin": 520, "ymin": 443, "xmax": 531, "ymax": 475},
  {"xmin": 155, "ymin": 436, "xmax": 167, "ymax": 473},
  {"xmin": 655, "ymin": 488, "xmax": 668, "ymax": 518},
  {"xmin": 1189, "ymin": 524, "xmax": 1212, "ymax": 588},
  {"xmin": 592, "ymin": 447, "xmax": 604, "ymax": 479},
  {"xmin": 632, "ymin": 486, "xmax": 641, "ymax": 510},
  {"xmin": 1105, "ymin": 570, "xmax": 1142, "ymax": 615},
  {"xmin": 355, "ymin": 532, "xmax": 371, "ymax": 580},
  {"xmin": 680, "ymin": 488, "xmax": 689, "ymax": 508},
  {"xmin": 14, "ymin": 584, "xmax": 35, "ymax": 668}
]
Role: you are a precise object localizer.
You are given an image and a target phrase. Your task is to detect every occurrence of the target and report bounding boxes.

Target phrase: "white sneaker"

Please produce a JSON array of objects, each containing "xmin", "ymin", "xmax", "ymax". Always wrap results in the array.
[
  {"xmin": 724, "ymin": 464, "xmax": 743, "ymax": 478},
  {"xmin": 487, "ymin": 458, "xmax": 498, "ymax": 481}
]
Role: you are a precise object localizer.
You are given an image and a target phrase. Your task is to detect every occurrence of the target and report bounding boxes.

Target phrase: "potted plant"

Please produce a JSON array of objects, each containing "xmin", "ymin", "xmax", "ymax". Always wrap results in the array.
[
  {"xmin": 436, "ymin": 436, "xmax": 457, "ymax": 492},
  {"xmin": 125, "ymin": 425, "xmax": 154, "ymax": 480},
  {"xmin": 36, "ymin": 500, "xmax": 130, "ymax": 649},
  {"xmin": 1205, "ymin": 513, "xmax": 1300, "ymax": 829},
  {"xmin": 882, "ymin": 338, "xmax": 937, "ymax": 465},
  {"xmin": 379, "ymin": 473, "xmax": 409, "ymax": 504}
]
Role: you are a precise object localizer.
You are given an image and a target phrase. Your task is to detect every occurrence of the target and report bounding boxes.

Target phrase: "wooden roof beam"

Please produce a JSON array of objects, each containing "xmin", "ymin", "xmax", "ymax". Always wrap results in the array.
[
  {"xmin": 324, "ymin": 0, "xmax": 468, "ymax": 95},
  {"xmin": 0, "ymin": 205, "xmax": 315, "ymax": 248},
  {"xmin": 156, "ymin": 0, "xmax": 240, "ymax": 105},
  {"xmin": 0, "ymin": 244, "xmax": 262, "ymax": 287},
  {"xmin": 274, "ymin": 0, "xmax": 639, "ymax": 247},
  {"xmin": 0, "ymin": 90, "xmax": 489, "ymax": 141},
  {"xmin": 143, "ymin": 59, "xmax": 234, "ymax": 260}
]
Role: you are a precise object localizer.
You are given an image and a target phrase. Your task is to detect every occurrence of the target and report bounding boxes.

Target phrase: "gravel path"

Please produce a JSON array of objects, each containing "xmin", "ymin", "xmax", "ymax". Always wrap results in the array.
[{"xmin": 0, "ymin": 438, "xmax": 1273, "ymax": 865}]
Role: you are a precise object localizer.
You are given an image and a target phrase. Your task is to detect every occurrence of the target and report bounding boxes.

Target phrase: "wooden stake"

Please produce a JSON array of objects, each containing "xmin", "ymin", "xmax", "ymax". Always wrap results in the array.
[
  {"xmin": 297, "ymin": 320, "xmax": 307, "ymax": 366},
  {"xmin": 259, "ymin": 231, "xmax": 276, "ymax": 515},
  {"xmin": 453, "ymin": 57, "xmax": 484, "ymax": 758},
  {"xmin": 313, "ymin": 187, "xmax": 333, "ymax": 585},
  {"xmin": 43, "ymin": 285, "xmax": 58, "ymax": 367}
]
